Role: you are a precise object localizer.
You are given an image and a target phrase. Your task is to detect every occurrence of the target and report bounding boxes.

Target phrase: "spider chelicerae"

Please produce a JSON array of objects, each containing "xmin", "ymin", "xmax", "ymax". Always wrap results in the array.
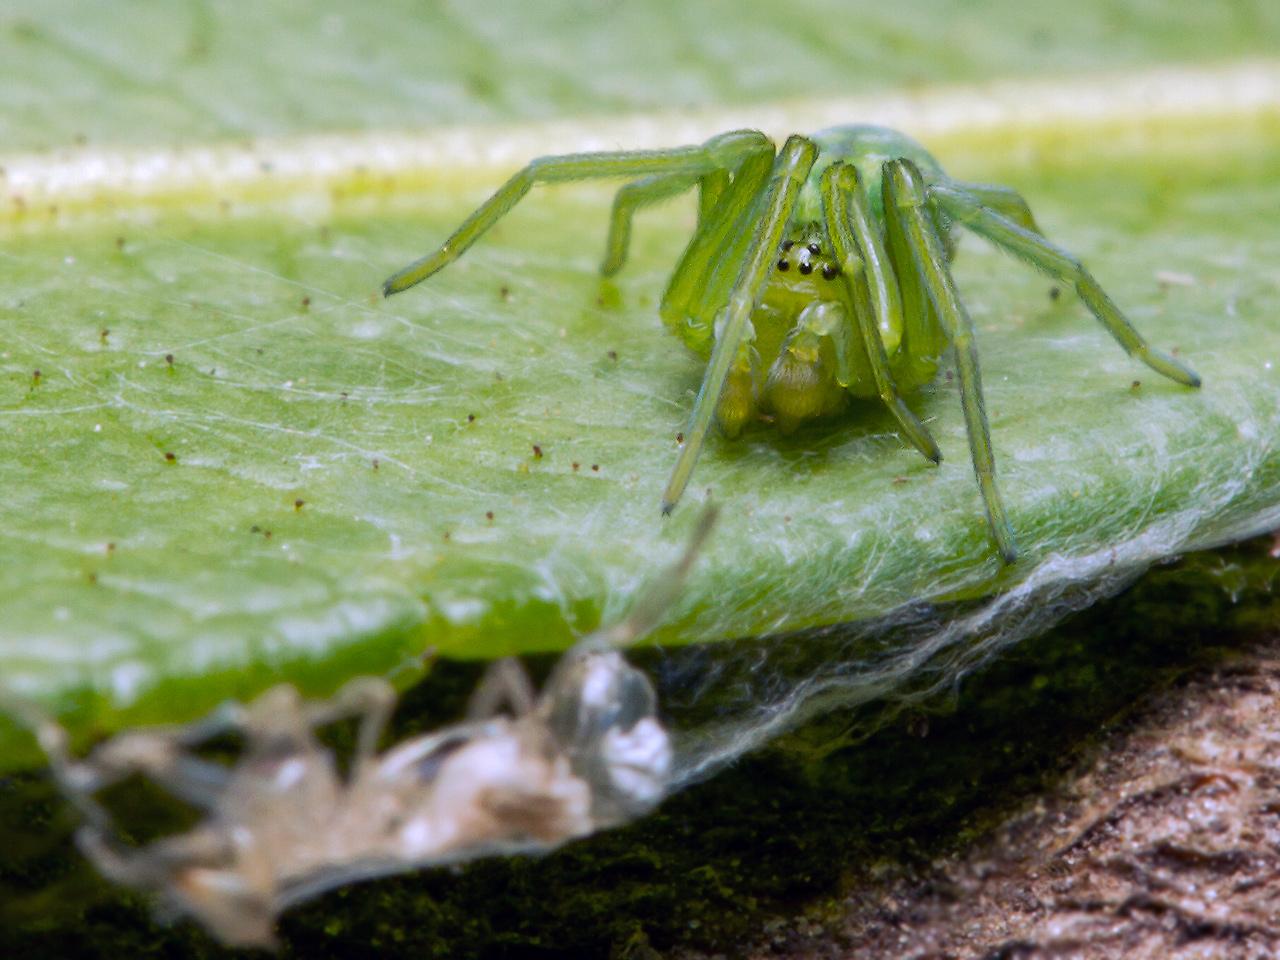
[{"xmin": 383, "ymin": 125, "xmax": 1201, "ymax": 562}]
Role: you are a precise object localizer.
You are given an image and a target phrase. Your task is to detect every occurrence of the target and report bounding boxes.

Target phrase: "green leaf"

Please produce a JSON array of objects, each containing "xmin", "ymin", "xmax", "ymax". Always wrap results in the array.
[{"xmin": 2, "ymin": 2, "xmax": 1279, "ymax": 772}]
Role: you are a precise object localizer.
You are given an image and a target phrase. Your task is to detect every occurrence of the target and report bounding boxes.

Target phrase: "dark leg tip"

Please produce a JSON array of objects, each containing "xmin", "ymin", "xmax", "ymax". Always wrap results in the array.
[{"xmin": 660, "ymin": 501, "xmax": 675, "ymax": 518}]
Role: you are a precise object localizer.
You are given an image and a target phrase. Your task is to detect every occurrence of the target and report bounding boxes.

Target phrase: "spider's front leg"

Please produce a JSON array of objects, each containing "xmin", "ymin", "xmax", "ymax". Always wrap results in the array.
[
  {"xmin": 819, "ymin": 162, "xmax": 942, "ymax": 463},
  {"xmin": 661, "ymin": 135, "xmax": 819, "ymax": 514},
  {"xmin": 884, "ymin": 159, "xmax": 1019, "ymax": 564},
  {"xmin": 382, "ymin": 131, "xmax": 774, "ymax": 296}
]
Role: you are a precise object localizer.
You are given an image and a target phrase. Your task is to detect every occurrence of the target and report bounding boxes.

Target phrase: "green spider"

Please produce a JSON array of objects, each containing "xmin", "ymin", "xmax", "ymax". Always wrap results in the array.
[{"xmin": 383, "ymin": 125, "xmax": 1200, "ymax": 563}]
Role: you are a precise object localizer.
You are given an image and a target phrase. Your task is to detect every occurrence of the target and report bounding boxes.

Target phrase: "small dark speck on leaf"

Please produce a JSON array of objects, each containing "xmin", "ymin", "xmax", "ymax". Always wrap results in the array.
[
  {"xmin": 485, "ymin": 510, "xmax": 494, "ymax": 522},
  {"xmin": 264, "ymin": 530, "xmax": 272, "ymax": 539},
  {"xmin": 607, "ymin": 350, "xmax": 618, "ymax": 361},
  {"xmin": 372, "ymin": 458, "xmax": 380, "ymax": 470},
  {"xmin": 676, "ymin": 432, "xmax": 684, "ymax": 445},
  {"xmin": 467, "ymin": 413, "xmax": 476, "ymax": 424},
  {"xmin": 1049, "ymin": 286, "xmax": 1061, "ymax": 301},
  {"xmin": 499, "ymin": 286, "xmax": 511, "ymax": 301},
  {"xmin": 114, "ymin": 236, "xmax": 125, "ymax": 251},
  {"xmin": 165, "ymin": 353, "xmax": 174, "ymax": 367},
  {"xmin": 893, "ymin": 476, "xmax": 909, "ymax": 485},
  {"xmin": 250, "ymin": 525, "xmax": 260, "ymax": 533},
  {"xmin": 105, "ymin": 542, "xmax": 115, "ymax": 554},
  {"xmin": 572, "ymin": 462, "xmax": 580, "ymax": 471},
  {"xmin": 86, "ymin": 571, "xmax": 97, "ymax": 585},
  {"xmin": 99, "ymin": 328, "xmax": 109, "ymax": 344},
  {"xmin": 301, "ymin": 296, "xmax": 311, "ymax": 310},
  {"xmin": 31, "ymin": 369, "xmax": 40, "ymax": 384},
  {"xmin": 443, "ymin": 531, "xmax": 451, "ymax": 541},
  {"xmin": 340, "ymin": 391, "xmax": 349, "ymax": 400},
  {"xmin": 532, "ymin": 444, "xmax": 543, "ymax": 459},
  {"xmin": 591, "ymin": 464, "xmax": 600, "ymax": 472},
  {"xmin": 164, "ymin": 451, "xmax": 177, "ymax": 463},
  {"xmin": 294, "ymin": 499, "xmax": 305, "ymax": 511},
  {"xmin": 1130, "ymin": 380, "xmax": 1142, "ymax": 393}
]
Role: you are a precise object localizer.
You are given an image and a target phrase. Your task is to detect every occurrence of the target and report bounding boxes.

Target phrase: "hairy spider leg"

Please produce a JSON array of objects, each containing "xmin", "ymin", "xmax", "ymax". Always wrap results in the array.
[
  {"xmin": 600, "ymin": 174, "xmax": 701, "ymax": 276},
  {"xmin": 466, "ymin": 657, "xmax": 537, "ymax": 721},
  {"xmin": 930, "ymin": 183, "xmax": 1202, "ymax": 388},
  {"xmin": 301, "ymin": 676, "xmax": 397, "ymax": 777},
  {"xmin": 588, "ymin": 502, "xmax": 718, "ymax": 650},
  {"xmin": 946, "ymin": 181, "xmax": 1043, "ymax": 234},
  {"xmin": 821, "ymin": 162, "xmax": 943, "ymax": 463},
  {"xmin": 881, "ymin": 166, "xmax": 950, "ymax": 389},
  {"xmin": 601, "ymin": 165, "xmax": 742, "ymax": 277},
  {"xmin": 659, "ymin": 137, "xmax": 776, "ymax": 342},
  {"xmin": 662, "ymin": 135, "xmax": 819, "ymax": 514},
  {"xmin": 382, "ymin": 131, "xmax": 774, "ymax": 296},
  {"xmin": 885, "ymin": 159, "xmax": 1019, "ymax": 564}
]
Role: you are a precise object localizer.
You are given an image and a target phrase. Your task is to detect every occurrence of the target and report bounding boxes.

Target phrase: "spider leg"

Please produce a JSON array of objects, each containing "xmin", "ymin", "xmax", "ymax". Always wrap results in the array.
[
  {"xmin": 941, "ymin": 179, "xmax": 1043, "ymax": 234},
  {"xmin": 466, "ymin": 657, "xmax": 538, "ymax": 720},
  {"xmin": 659, "ymin": 140, "xmax": 776, "ymax": 344},
  {"xmin": 383, "ymin": 130, "xmax": 774, "ymax": 296},
  {"xmin": 303, "ymin": 676, "xmax": 397, "ymax": 777},
  {"xmin": 929, "ymin": 182, "xmax": 1201, "ymax": 388},
  {"xmin": 600, "ymin": 174, "xmax": 701, "ymax": 276},
  {"xmin": 820, "ymin": 162, "xmax": 942, "ymax": 463},
  {"xmin": 83, "ymin": 703, "xmax": 246, "ymax": 810},
  {"xmin": 591, "ymin": 502, "xmax": 718, "ymax": 650},
  {"xmin": 662, "ymin": 135, "xmax": 819, "ymax": 514},
  {"xmin": 885, "ymin": 159, "xmax": 1018, "ymax": 564}
]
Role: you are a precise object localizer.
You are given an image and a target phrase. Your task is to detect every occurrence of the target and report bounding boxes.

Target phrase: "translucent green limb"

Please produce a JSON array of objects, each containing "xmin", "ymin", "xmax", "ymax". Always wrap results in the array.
[
  {"xmin": 880, "ymin": 164, "xmax": 947, "ymax": 386},
  {"xmin": 698, "ymin": 170, "xmax": 731, "ymax": 224},
  {"xmin": 821, "ymin": 162, "xmax": 942, "ymax": 464},
  {"xmin": 600, "ymin": 174, "xmax": 701, "ymax": 277},
  {"xmin": 382, "ymin": 131, "xmax": 770, "ymax": 297},
  {"xmin": 885, "ymin": 159, "xmax": 1018, "ymax": 564},
  {"xmin": 659, "ymin": 138, "xmax": 775, "ymax": 336},
  {"xmin": 662, "ymin": 135, "xmax": 819, "ymax": 515},
  {"xmin": 942, "ymin": 179, "xmax": 1043, "ymax": 233},
  {"xmin": 930, "ymin": 183, "xmax": 1201, "ymax": 388}
]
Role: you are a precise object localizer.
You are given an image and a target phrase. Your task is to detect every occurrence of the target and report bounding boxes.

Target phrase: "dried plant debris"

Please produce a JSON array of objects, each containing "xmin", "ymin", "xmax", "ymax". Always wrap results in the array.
[
  {"xmin": 714, "ymin": 640, "xmax": 1280, "ymax": 960},
  {"xmin": 2, "ymin": 509, "xmax": 715, "ymax": 948}
]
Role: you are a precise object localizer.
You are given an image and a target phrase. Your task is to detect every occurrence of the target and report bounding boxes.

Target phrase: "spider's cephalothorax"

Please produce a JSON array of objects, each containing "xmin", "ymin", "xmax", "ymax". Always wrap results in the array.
[{"xmin": 382, "ymin": 125, "xmax": 1200, "ymax": 563}]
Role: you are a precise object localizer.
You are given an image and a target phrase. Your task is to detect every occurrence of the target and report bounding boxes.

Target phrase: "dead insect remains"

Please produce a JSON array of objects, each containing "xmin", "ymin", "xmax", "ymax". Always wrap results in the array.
[
  {"xmin": 383, "ymin": 125, "xmax": 1200, "ymax": 562},
  {"xmin": 5, "ymin": 508, "xmax": 716, "ymax": 947}
]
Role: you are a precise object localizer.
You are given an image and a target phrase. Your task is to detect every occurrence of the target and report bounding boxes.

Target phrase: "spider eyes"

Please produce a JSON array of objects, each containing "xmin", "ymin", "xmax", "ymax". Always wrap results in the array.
[
  {"xmin": 775, "ymin": 255, "xmax": 840, "ymax": 280},
  {"xmin": 778, "ymin": 240, "xmax": 839, "ymax": 279}
]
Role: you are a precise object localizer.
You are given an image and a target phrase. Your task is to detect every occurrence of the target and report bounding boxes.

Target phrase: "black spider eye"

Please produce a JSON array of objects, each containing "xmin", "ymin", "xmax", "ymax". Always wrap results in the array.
[
  {"xmin": 807, "ymin": 243, "xmax": 821, "ymax": 255},
  {"xmin": 822, "ymin": 265, "xmax": 839, "ymax": 280},
  {"xmin": 781, "ymin": 240, "xmax": 795, "ymax": 251},
  {"xmin": 798, "ymin": 261, "xmax": 813, "ymax": 275},
  {"xmin": 777, "ymin": 259, "xmax": 790, "ymax": 271}
]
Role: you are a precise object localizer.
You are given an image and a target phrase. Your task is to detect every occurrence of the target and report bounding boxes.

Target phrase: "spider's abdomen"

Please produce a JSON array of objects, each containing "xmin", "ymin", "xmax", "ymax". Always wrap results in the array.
[{"xmin": 795, "ymin": 125, "xmax": 943, "ymax": 226}]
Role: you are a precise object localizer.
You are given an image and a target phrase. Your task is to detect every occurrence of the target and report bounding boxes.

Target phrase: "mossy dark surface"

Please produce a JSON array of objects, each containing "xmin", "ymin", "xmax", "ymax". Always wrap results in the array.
[{"xmin": 2, "ymin": 537, "xmax": 1277, "ymax": 959}]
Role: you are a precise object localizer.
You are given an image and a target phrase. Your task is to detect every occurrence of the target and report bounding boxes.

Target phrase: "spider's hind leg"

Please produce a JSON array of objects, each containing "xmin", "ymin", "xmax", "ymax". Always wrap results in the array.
[
  {"xmin": 884, "ymin": 159, "xmax": 1018, "ymax": 564},
  {"xmin": 929, "ymin": 182, "xmax": 1201, "ymax": 388}
]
